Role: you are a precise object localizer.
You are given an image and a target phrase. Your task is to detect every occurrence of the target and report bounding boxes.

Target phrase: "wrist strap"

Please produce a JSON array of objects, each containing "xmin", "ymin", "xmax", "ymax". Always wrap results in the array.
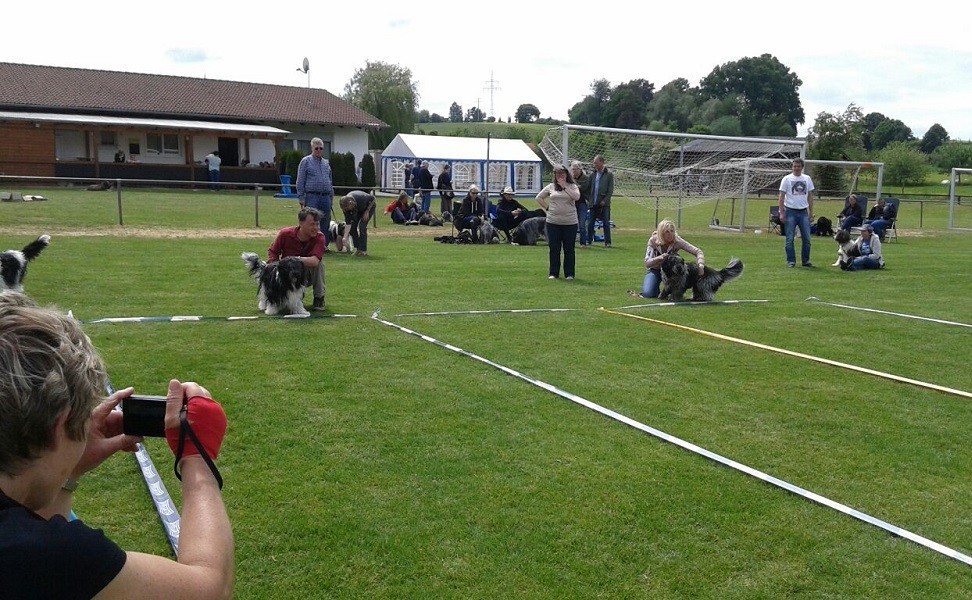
[{"xmin": 174, "ymin": 398, "xmax": 223, "ymax": 489}]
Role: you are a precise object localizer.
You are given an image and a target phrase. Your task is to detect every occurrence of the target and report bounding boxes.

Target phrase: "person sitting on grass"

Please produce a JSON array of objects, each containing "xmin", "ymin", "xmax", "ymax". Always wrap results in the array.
[
  {"xmin": 840, "ymin": 223, "xmax": 885, "ymax": 271},
  {"xmin": 384, "ymin": 192, "xmax": 417, "ymax": 224}
]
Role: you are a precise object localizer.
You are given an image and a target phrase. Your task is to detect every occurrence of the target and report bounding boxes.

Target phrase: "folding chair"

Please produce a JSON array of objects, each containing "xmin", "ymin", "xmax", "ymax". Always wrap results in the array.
[{"xmin": 768, "ymin": 206, "xmax": 781, "ymax": 234}]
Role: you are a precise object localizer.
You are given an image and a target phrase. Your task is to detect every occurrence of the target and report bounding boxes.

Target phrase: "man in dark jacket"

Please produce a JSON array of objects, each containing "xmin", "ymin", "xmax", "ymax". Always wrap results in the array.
[
  {"xmin": 417, "ymin": 161, "xmax": 435, "ymax": 213},
  {"xmin": 587, "ymin": 155, "xmax": 615, "ymax": 247},
  {"xmin": 456, "ymin": 184, "xmax": 486, "ymax": 242},
  {"xmin": 436, "ymin": 164, "xmax": 455, "ymax": 217}
]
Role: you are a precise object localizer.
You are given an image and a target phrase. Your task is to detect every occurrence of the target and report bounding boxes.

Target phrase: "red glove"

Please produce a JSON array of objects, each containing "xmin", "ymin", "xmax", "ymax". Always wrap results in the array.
[{"xmin": 166, "ymin": 395, "xmax": 227, "ymax": 461}]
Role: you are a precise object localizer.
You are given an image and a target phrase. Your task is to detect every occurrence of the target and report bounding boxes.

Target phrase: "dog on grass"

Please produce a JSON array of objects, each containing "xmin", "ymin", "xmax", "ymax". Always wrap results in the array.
[
  {"xmin": 1, "ymin": 235, "xmax": 50, "ymax": 293},
  {"xmin": 659, "ymin": 254, "xmax": 744, "ymax": 302},
  {"xmin": 831, "ymin": 229, "xmax": 861, "ymax": 267},
  {"xmin": 241, "ymin": 252, "xmax": 308, "ymax": 316},
  {"xmin": 815, "ymin": 216, "xmax": 835, "ymax": 237},
  {"xmin": 511, "ymin": 216, "xmax": 546, "ymax": 246},
  {"xmin": 327, "ymin": 220, "xmax": 354, "ymax": 254}
]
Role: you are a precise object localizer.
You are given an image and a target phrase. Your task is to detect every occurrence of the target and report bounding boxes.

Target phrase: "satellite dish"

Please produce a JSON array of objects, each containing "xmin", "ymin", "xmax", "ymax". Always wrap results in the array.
[{"xmin": 303, "ymin": 57, "xmax": 310, "ymax": 72}]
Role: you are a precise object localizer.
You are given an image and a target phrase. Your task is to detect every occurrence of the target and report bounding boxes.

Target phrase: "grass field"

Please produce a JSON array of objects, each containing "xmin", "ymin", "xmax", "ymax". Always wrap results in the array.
[{"xmin": 3, "ymin": 191, "xmax": 972, "ymax": 598}]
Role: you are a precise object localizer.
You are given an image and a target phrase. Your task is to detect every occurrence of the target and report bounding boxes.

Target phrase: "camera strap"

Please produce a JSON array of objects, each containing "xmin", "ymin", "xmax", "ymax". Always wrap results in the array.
[{"xmin": 174, "ymin": 399, "xmax": 224, "ymax": 490}]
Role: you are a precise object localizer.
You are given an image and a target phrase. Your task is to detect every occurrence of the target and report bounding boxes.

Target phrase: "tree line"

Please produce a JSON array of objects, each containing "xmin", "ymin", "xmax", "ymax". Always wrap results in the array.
[{"xmin": 341, "ymin": 57, "xmax": 972, "ymax": 186}]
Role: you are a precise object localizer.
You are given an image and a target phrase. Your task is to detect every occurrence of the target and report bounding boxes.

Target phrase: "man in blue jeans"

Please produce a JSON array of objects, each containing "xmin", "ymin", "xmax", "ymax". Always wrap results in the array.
[
  {"xmin": 296, "ymin": 138, "xmax": 334, "ymax": 224},
  {"xmin": 778, "ymin": 158, "xmax": 815, "ymax": 267}
]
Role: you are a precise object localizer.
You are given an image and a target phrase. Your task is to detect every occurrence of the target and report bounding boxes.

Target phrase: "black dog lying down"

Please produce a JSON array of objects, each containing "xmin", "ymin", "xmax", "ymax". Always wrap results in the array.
[{"xmin": 659, "ymin": 254, "xmax": 744, "ymax": 302}]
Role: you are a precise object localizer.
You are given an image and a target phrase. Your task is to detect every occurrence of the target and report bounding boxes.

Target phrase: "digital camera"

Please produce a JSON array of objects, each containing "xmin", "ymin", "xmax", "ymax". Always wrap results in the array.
[{"xmin": 122, "ymin": 395, "xmax": 167, "ymax": 437}]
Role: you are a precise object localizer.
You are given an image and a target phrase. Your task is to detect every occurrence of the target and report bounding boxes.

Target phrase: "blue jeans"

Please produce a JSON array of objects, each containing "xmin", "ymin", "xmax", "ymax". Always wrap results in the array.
[
  {"xmin": 784, "ymin": 208, "xmax": 812, "ymax": 265},
  {"xmin": 868, "ymin": 219, "xmax": 891, "ymax": 238},
  {"xmin": 305, "ymin": 192, "xmax": 333, "ymax": 225},
  {"xmin": 576, "ymin": 203, "xmax": 590, "ymax": 246},
  {"xmin": 849, "ymin": 255, "xmax": 882, "ymax": 271},
  {"xmin": 420, "ymin": 191, "xmax": 432, "ymax": 213},
  {"xmin": 545, "ymin": 222, "xmax": 578, "ymax": 278},
  {"xmin": 840, "ymin": 215, "xmax": 863, "ymax": 231},
  {"xmin": 208, "ymin": 169, "xmax": 220, "ymax": 191},
  {"xmin": 641, "ymin": 269, "xmax": 662, "ymax": 298},
  {"xmin": 588, "ymin": 204, "xmax": 611, "ymax": 245}
]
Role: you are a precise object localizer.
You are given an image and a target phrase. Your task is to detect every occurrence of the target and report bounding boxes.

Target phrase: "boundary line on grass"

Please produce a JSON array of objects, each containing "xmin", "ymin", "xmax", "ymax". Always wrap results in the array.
[
  {"xmin": 614, "ymin": 299, "xmax": 770, "ymax": 310},
  {"xmin": 600, "ymin": 308, "xmax": 972, "ymax": 400},
  {"xmin": 370, "ymin": 311, "xmax": 972, "ymax": 568},
  {"xmin": 105, "ymin": 383, "xmax": 181, "ymax": 556},
  {"xmin": 806, "ymin": 297, "xmax": 972, "ymax": 329},
  {"xmin": 81, "ymin": 313, "xmax": 358, "ymax": 324},
  {"xmin": 393, "ymin": 308, "xmax": 577, "ymax": 317}
]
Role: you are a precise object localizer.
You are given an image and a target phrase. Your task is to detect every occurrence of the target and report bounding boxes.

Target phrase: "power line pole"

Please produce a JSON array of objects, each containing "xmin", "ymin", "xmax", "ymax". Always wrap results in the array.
[{"xmin": 483, "ymin": 72, "xmax": 501, "ymax": 119}]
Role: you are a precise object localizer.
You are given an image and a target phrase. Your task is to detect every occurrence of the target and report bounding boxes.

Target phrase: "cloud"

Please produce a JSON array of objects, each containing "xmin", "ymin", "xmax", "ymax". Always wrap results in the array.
[{"xmin": 165, "ymin": 48, "xmax": 209, "ymax": 64}]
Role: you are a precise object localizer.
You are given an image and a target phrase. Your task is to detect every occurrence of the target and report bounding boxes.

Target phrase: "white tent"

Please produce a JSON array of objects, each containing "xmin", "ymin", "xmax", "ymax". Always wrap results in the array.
[{"xmin": 381, "ymin": 133, "xmax": 543, "ymax": 197}]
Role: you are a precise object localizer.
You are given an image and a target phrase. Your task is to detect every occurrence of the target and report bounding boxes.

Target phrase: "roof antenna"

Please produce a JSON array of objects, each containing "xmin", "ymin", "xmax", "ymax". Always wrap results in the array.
[{"xmin": 296, "ymin": 57, "xmax": 310, "ymax": 88}]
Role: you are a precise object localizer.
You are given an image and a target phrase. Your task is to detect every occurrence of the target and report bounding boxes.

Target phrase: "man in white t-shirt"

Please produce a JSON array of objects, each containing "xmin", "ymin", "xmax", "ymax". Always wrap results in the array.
[{"xmin": 778, "ymin": 158, "xmax": 815, "ymax": 267}]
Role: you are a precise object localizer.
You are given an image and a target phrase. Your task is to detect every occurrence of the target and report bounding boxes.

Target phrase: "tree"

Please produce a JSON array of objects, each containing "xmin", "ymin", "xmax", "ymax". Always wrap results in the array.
[
  {"xmin": 601, "ymin": 79, "xmax": 654, "ymax": 129},
  {"xmin": 416, "ymin": 109, "xmax": 430, "ymax": 123},
  {"xmin": 449, "ymin": 102, "xmax": 463, "ymax": 123},
  {"xmin": 515, "ymin": 103, "xmax": 541, "ymax": 123},
  {"xmin": 645, "ymin": 78, "xmax": 699, "ymax": 132},
  {"xmin": 871, "ymin": 119, "xmax": 913, "ymax": 151},
  {"xmin": 861, "ymin": 112, "xmax": 887, "ymax": 151},
  {"xmin": 465, "ymin": 106, "xmax": 485, "ymax": 122},
  {"xmin": 343, "ymin": 61, "xmax": 418, "ymax": 150},
  {"xmin": 568, "ymin": 78, "xmax": 611, "ymax": 125},
  {"xmin": 930, "ymin": 141, "xmax": 972, "ymax": 171},
  {"xmin": 919, "ymin": 123, "xmax": 949, "ymax": 154},
  {"xmin": 879, "ymin": 141, "xmax": 928, "ymax": 188},
  {"xmin": 806, "ymin": 104, "xmax": 865, "ymax": 193},
  {"xmin": 359, "ymin": 153, "xmax": 377, "ymax": 191},
  {"xmin": 699, "ymin": 54, "xmax": 804, "ymax": 133}
]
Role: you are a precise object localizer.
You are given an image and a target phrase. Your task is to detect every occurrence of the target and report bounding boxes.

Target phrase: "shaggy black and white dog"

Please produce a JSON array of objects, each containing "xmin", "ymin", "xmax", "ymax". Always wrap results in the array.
[
  {"xmin": 327, "ymin": 220, "xmax": 354, "ymax": 254},
  {"xmin": 0, "ymin": 235, "xmax": 50, "ymax": 293},
  {"xmin": 241, "ymin": 252, "xmax": 308, "ymax": 316},
  {"xmin": 511, "ymin": 216, "xmax": 546, "ymax": 246},
  {"xmin": 659, "ymin": 254, "xmax": 744, "ymax": 302},
  {"xmin": 831, "ymin": 229, "xmax": 861, "ymax": 267}
]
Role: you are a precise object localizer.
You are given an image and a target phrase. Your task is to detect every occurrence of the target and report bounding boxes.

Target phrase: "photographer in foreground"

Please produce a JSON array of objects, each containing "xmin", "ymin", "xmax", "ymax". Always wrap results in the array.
[{"xmin": 0, "ymin": 292, "xmax": 233, "ymax": 600}]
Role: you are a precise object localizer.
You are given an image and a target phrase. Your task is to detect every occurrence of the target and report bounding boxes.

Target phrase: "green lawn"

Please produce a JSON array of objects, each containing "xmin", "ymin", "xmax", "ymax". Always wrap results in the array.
[{"xmin": 3, "ymin": 191, "xmax": 971, "ymax": 598}]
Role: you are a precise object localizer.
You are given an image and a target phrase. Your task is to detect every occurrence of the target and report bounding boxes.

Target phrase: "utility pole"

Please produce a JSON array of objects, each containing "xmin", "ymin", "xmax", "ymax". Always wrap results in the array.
[{"xmin": 483, "ymin": 72, "xmax": 501, "ymax": 119}]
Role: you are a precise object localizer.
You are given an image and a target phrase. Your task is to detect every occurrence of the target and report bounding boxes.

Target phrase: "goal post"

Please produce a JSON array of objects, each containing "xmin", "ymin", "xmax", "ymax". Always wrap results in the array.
[
  {"xmin": 540, "ymin": 125, "xmax": 886, "ymax": 231},
  {"xmin": 948, "ymin": 168, "xmax": 972, "ymax": 231}
]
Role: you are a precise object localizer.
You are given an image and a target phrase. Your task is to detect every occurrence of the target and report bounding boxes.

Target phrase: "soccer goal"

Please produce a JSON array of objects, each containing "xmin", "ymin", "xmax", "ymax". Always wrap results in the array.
[
  {"xmin": 947, "ymin": 168, "xmax": 972, "ymax": 231},
  {"xmin": 539, "ymin": 125, "xmax": 807, "ymax": 229}
]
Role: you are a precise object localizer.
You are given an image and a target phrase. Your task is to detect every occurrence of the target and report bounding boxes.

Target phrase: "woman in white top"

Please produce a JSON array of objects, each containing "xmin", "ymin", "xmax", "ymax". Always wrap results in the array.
[{"xmin": 536, "ymin": 165, "xmax": 580, "ymax": 279}]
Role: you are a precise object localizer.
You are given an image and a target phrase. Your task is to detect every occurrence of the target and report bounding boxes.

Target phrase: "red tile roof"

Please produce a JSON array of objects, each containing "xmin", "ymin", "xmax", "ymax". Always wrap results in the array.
[{"xmin": 0, "ymin": 62, "xmax": 385, "ymax": 129}]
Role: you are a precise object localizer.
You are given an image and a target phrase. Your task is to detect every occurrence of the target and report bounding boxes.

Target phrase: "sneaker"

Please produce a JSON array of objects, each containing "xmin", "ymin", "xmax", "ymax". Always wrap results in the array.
[
  {"xmin": 802, "ymin": 262, "xmax": 814, "ymax": 268},
  {"xmin": 355, "ymin": 250, "xmax": 368, "ymax": 257},
  {"xmin": 312, "ymin": 297, "xmax": 325, "ymax": 311},
  {"xmin": 787, "ymin": 263, "xmax": 795, "ymax": 268},
  {"xmin": 566, "ymin": 276, "xmax": 574, "ymax": 280},
  {"xmin": 548, "ymin": 275, "xmax": 556, "ymax": 279}
]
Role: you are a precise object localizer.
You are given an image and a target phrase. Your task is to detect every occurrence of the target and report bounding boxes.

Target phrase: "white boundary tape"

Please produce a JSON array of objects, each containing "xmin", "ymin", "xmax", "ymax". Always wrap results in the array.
[
  {"xmin": 807, "ymin": 297, "xmax": 972, "ymax": 329},
  {"xmin": 394, "ymin": 308, "xmax": 577, "ymax": 317},
  {"xmin": 601, "ymin": 308, "xmax": 972, "ymax": 400},
  {"xmin": 82, "ymin": 313, "xmax": 358, "ymax": 324},
  {"xmin": 370, "ymin": 311, "xmax": 972, "ymax": 567},
  {"xmin": 616, "ymin": 299, "xmax": 770, "ymax": 310}
]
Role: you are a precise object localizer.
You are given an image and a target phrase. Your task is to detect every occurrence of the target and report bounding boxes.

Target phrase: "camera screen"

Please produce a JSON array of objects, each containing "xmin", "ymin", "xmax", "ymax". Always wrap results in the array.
[{"xmin": 122, "ymin": 395, "xmax": 167, "ymax": 437}]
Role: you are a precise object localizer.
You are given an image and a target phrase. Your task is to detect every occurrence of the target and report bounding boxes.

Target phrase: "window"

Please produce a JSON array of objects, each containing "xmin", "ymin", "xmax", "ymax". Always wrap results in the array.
[
  {"xmin": 99, "ymin": 131, "xmax": 117, "ymax": 146},
  {"xmin": 146, "ymin": 133, "xmax": 180, "ymax": 155}
]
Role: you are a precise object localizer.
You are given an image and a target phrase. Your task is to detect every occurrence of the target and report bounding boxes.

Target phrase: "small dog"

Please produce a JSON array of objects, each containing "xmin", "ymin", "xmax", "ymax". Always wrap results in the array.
[
  {"xmin": 511, "ymin": 216, "xmax": 547, "ymax": 246},
  {"xmin": 480, "ymin": 221, "xmax": 500, "ymax": 244},
  {"xmin": 0, "ymin": 235, "xmax": 50, "ymax": 293},
  {"xmin": 831, "ymin": 229, "xmax": 860, "ymax": 267},
  {"xmin": 659, "ymin": 254, "xmax": 744, "ymax": 302},
  {"xmin": 815, "ymin": 216, "xmax": 834, "ymax": 237},
  {"xmin": 241, "ymin": 252, "xmax": 308, "ymax": 316},
  {"xmin": 327, "ymin": 220, "xmax": 354, "ymax": 254}
]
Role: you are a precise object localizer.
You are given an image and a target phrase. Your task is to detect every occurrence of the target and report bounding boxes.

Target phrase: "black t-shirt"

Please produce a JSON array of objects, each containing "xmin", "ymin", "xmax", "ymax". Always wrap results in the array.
[{"xmin": 0, "ymin": 490, "xmax": 127, "ymax": 599}]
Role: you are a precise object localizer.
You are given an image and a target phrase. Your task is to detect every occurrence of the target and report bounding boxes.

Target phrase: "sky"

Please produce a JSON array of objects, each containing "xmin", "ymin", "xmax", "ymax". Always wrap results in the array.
[{"xmin": 5, "ymin": 2, "xmax": 970, "ymax": 140}]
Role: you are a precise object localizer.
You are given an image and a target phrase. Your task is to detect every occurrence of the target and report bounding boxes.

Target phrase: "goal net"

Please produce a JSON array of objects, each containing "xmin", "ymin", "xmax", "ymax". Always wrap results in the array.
[{"xmin": 539, "ymin": 125, "xmax": 806, "ymax": 213}]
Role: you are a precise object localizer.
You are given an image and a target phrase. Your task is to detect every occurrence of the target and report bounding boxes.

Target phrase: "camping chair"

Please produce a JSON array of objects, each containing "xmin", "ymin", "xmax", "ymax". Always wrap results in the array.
[
  {"xmin": 854, "ymin": 197, "xmax": 899, "ymax": 242},
  {"xmin": 768, "ymin": 206, "xmax": 782, "ymax": 234},
  {"xmin": 838, "ymin": 195, "xmax": 867, "ymax": 229}
]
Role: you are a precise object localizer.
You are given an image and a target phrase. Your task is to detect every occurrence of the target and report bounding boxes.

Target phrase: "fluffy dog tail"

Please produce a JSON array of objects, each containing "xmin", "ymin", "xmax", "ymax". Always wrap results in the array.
[
  {"xmin": 241, "ymin": 252, "xmax": 266, "ymax": 279},
  {"xmin": 22, "ymin": 235, "xmax": 50, "ymax": 261},
  {"xmin": 720, "ymin": 257, "xmax": 744, "ymax": 282}
]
